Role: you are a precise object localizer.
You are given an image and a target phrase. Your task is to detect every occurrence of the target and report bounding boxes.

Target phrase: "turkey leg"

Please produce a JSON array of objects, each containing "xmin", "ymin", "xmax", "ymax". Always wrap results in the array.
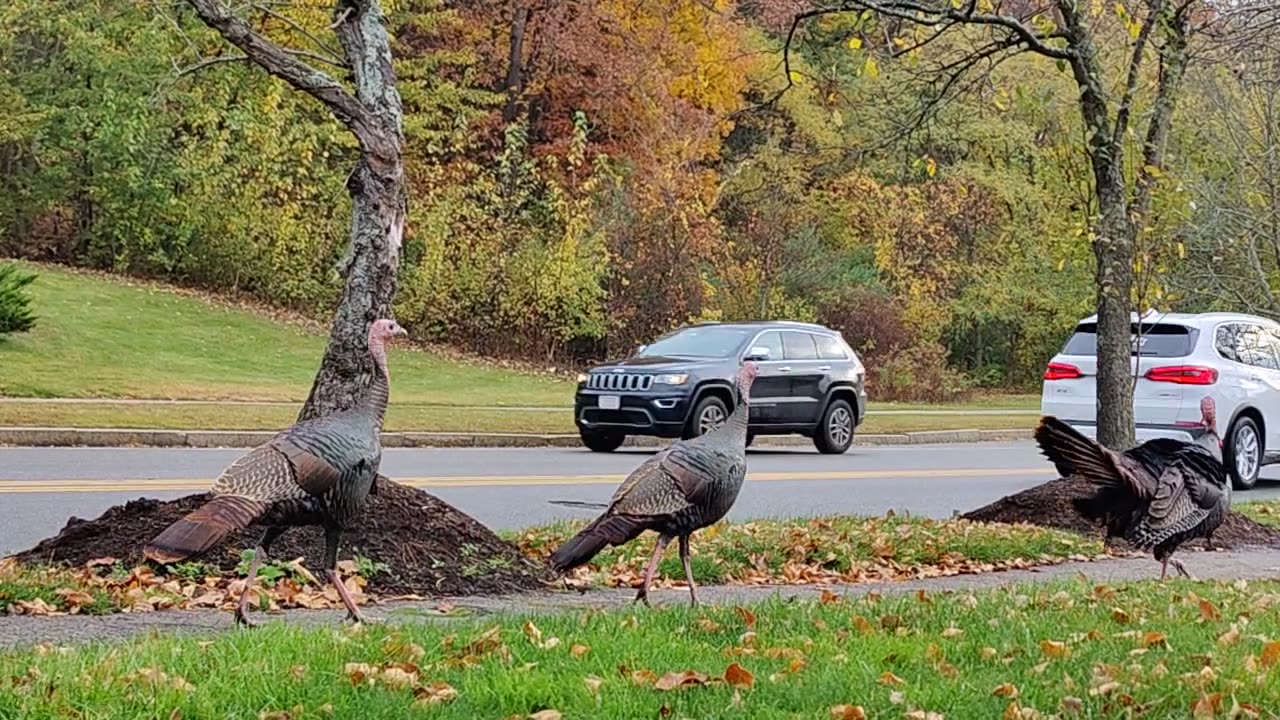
[
  {"xmin": 635, "ymin": 535, "xmax": 672, "ymax": 607},
  {"xmin": 1171, "ymin": 557, "xmax": 1194, "ymax": 579},
  {"xmin": 323, "ymin": 526, "xmax": 368, "ymax": 624},
  {"xmin": 679, "ymin": 535, "xmax": 698, "ymax": 607},
  {"xmin": 236, "ymin": 526, "xmax": 287, "ymax": 628}
]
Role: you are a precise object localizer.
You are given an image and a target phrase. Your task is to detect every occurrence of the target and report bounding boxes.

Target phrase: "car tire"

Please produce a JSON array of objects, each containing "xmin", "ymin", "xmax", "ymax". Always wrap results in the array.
[
  {"xmin": 684, "ymin": 395, "xmax": 730, "ymax": 440},
  {"xmin": 813, "ymin": 399, "xmax": 855, "ymax": 455},
  {"xmin": 1225, "ymin": 415, "xmax": 1262, "ymax": 490},
  {"xmin": 580, "ymin": 430, "xmax": 625, "ymax": 453}
]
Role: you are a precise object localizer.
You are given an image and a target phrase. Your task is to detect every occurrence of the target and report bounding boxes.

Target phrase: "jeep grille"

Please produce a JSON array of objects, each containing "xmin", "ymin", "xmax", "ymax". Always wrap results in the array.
[{"xmin": 587, "ymin": 373, "xmax": 654, "ymax": 391}]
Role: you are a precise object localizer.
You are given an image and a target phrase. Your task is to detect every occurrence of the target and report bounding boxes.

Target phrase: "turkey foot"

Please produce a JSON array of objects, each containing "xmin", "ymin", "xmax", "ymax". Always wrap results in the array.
[
  {"xmin": 1171, "ymin": 558, "xmax": 1194, "ymax": 580},
  {"xmin": 235, "ymin": 528, "xmax": 286, "ymax": 628},
  {"xmin": 327, "ymin": 569, "xmax": 372, "ymax": 624},
  {"xmin": 634, "ymin": 535, "xmax": 671, "ymax": 608},
  {"xmin": 679, "ymin": 535, "xmax": 699, "ymax": 607}
]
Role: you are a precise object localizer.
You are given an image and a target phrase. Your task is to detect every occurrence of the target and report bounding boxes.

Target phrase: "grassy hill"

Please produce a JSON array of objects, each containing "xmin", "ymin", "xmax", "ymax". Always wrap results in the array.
[{"xmin": 0, "ymin": 263, "xmax": 573, "ymax": 406}]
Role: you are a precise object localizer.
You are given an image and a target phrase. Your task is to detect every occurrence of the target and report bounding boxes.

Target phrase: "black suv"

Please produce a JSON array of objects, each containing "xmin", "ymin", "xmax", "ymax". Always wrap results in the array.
[{"xmin": 574, "ymin": 321, "xmax": 867, "ymax": 454}]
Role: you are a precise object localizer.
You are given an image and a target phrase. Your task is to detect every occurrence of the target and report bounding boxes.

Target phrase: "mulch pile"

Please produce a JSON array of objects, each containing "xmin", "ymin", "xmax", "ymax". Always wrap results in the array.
[
  {"xmin": 11, "ymin": 478, "xmax": 547, "ymax": 597},
  {"xmin": 962, "ymin": 475, "xmax": 1280, "ymax": 551}
]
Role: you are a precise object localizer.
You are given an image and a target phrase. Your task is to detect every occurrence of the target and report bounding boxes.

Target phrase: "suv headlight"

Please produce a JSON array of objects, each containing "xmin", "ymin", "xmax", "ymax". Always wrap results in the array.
[
  {"xmin": 654, "ymin": 373, "xmax": 689, "ymax": 386},
  {"xmin": 576, "ymin": 372, "xmax": 589, "ymax": 384}
]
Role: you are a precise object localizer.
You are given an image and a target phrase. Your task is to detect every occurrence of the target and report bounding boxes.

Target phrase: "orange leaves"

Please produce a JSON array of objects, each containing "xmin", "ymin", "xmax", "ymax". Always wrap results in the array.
[
  {"xmin": 636, "ymin": 662, "xmax": 757, "ymax": 693},
  {"xmin": 522, "ymin": 621, "xmax": 561, "ymax": 650},
  {"xmin": 878, "ymin": 671, "xmax": 906, "ymax": 687},
  {"xmin": 992, "ymin": 682, "xmax": 1020, "ymax": 699},
  {"xmin": 1040, "ymin": 640, "xmax": 1069, "ymax": 659},
  {"xmin": 1260, "ymin": 640, "xmax": 1280, "ymax": 669},
  {"xmin": 123, "ymin": 667, "xmax": 194, "ymax": 693},
  {"xmin": 654, "ymin": 671, "xmax": 710, "ymax": 691},
  {"xmin": 830, "ymin": 705, "xmax": 867, "ymax": 719},
  {"xmin": 345, "ymin": 660, "xmax": 454, "ymax": 706},
  {"xmin": 734, "ymin": 607, "xmax": 756, "ymax": 630},
  {"xmin": 724, "ymin": 662, "xmax": 755, "ymax": 689},
  {"xmin": 412, "ymin": 683, "xmax": 458, "ymax": 707},
  {"xmin": 1140, "ymin": 631, "xmax": 1169, "ymax": 649},
  {"xmin": 1198, "ymin": 598, "xmax": 1222, "ymax": 622},
  {"xmin": 851, "ymin": 615, "xmax": 874, "ymax": 634}
]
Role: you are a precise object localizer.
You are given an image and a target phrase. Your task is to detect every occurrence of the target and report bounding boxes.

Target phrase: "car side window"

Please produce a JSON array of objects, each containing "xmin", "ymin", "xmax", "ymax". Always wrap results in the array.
[
  {"xmin": 752, "ymin": 331, "xmax": 784, "ymax": 362},
  {"xmin": 814, "ymin": 333, "xmax": 847, "ymax": 360},
  {"xmin": 1216, "ymin": 324, "xmax": 1241, "ymax": 363},
  {"xmin": 1236, "ymin": 324, "xmax": 1279, "ymax": 370},
  {"xmin": 782, "ymin": 331, "xmax": 818, "ymax": 360}
]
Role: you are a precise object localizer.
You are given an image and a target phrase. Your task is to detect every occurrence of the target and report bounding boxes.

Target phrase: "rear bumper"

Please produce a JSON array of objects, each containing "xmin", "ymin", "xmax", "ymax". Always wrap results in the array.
[{"xmin": 1055, "ymin": 421, "xmax": 1197, "ymax": 444}]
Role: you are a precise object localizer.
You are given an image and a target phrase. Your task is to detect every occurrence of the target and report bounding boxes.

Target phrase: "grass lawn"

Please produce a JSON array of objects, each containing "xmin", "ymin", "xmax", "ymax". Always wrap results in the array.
[
  {"xmin": 1236, "ymin": 501, "xmax": 1280, "ymax": 530},
  {"xmin": 4, "ymin": 579, "xmax": 1279, "ymax": 719},
  {"xmin": 0, "ymin": 400, "xmax": 1037, "ymax": 435}
]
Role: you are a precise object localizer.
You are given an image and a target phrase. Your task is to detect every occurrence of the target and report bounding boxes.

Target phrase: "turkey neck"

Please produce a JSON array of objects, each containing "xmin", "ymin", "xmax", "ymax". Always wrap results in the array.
[
  {"xmin": 710, "ymin": 384, "xmax": 751, "ymax": 445},
  {"xmin": 353, "ymin": 333, "xmax": 392, "ymax": 430}
]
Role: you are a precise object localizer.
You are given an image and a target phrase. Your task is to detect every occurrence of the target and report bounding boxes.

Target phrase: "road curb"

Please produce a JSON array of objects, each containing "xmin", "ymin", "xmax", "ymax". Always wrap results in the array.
[{"xmin": 0, "ymin": 426, "xmax": 1033, "ymax": 449}]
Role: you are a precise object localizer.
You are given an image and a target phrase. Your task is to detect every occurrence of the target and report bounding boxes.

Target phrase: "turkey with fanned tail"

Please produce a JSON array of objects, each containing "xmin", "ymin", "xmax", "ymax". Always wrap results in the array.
[{"xmin": 1035, "ymin": 396, "xmax": 1230, "ymax": 579}]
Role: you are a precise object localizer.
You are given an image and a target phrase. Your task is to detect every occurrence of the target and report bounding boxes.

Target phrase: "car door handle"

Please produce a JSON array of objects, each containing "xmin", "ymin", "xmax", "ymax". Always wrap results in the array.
[
  {"xmin": 818, "ymin": 365, "xmax": 831, "ymax": 371},
  {"xmin": 778, "ymin": 366, "xmax": 791, "ymax": 373}
]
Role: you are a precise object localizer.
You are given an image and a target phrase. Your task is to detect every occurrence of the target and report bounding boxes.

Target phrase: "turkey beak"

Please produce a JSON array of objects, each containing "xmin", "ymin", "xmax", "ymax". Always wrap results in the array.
[{"xmin": 394, "ymin": 327, "xmax": 408, "ymax": 338}]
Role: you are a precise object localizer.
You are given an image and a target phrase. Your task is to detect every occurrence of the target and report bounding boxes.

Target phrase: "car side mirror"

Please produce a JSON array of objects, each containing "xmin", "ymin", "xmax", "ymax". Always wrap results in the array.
[
  {"xmin": 636, "ymin": 344, "xmax": 647, "ymax": 354},
  {"xmin": 745, "ymin": 346, "xmax": 771, "ymax": 361}
]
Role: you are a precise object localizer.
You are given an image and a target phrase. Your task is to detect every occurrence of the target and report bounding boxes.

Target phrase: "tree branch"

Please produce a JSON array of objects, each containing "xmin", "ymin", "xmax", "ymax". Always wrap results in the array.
[
  {"xmin": 1111, "ymin": 0, "xmax": 1163, "ymax": 147},
  {"xmin": 840, "ymin": 0, "xmax": 1074, "ymax": 60},
  {"xmin": 181, "ymin": 0, "xmax": 394, "ymax": 160},
  {"xmin": 175, "ymin": 53, "xmax": 249, "ymax": 77}
]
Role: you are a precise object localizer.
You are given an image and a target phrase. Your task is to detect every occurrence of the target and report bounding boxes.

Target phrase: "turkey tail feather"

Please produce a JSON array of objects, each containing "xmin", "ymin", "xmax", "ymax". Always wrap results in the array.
[
  {"xmin": 548, "ymin": 514, "xmax": 650, "ymax": 572},
  {"xmin": 1035, "ymin": 417, "xmax": 1119, "ymax": 482},
  {"xmin": 144, "ymin": 495, "xmax": 267, "ymax": 564}
]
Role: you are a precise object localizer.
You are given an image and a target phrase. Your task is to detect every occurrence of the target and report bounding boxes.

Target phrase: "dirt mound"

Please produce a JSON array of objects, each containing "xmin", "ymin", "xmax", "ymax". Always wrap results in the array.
[
  {"xmin": 11, "ymin": 478, "xmax": 547, "ymax": 597},
  {"xmin": 962, "ymin": 476, "xmax": 1280, "ymax": 550}
]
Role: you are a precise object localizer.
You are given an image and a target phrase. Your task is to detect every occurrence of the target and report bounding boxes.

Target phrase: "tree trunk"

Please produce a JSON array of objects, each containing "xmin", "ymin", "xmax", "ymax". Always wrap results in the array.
[
  {"xmin": 297, "ymin": 1, "xmax": 407, "ymax": 422},
  {"xmin": 179, "ymin": 0, "xmax": 407, "ymax": 423},
  {"xmin": 502, "ymin": 5, "xmax": 530, "ymax": 124},
  {"xmin": 1092, "ymin": 196, "xmax": 1136, "ymax": 449}
]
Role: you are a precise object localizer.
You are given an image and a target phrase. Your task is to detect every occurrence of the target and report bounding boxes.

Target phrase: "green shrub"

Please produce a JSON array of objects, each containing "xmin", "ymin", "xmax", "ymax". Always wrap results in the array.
[{"xmin": 0, "ymin": 264, "xmax": 36, "ymax": 337}]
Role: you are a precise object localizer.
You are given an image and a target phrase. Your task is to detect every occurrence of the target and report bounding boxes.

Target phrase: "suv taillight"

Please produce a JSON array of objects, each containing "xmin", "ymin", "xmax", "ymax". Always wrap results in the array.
[
  {"xmin": 1044, "ymin": 362, "xmax": 1083, "ymax": 381},
  {"xmin": 1144, "ymin": 365, "xmax": 1219, "ymax": 385}
]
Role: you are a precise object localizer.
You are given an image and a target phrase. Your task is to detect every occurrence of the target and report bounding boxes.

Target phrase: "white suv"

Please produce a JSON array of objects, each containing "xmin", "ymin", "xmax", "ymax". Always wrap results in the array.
[{"xmin": 1041, "ymin": 311, "xmax": 1280, "ymax": 489}]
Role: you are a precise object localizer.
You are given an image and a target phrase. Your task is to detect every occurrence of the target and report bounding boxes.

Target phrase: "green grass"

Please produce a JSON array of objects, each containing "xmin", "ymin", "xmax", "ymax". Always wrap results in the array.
[
  {"xmin": 4, "ymin": 579, "xmax": 1279, "ymax": 719},
  {"xmin": 1235, "ymin": 500, "xmax": 1280, "ymax": 530},
  {"xmin": 511, "ymin": 515, "xmax": 1101, "ymax": 587},
  {"xmin": 0, "ymin": 263, "xmax": 572, "ymax": 405},
  {"xmin": 0, "ymin": 400, "xmax": 1036, "ymax": 434}
]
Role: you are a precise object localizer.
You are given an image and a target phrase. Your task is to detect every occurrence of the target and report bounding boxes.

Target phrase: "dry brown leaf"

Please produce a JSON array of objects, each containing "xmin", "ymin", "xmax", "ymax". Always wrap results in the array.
[
  {"xmin": 289, "ymin": 665, "xmax": 307, "ymax": 680},
  {"xmin": 735, "ymin": 607, "xmax": 757, "ymax": 629},
  {"xmin": 941, "ymin": 627, "xmax": 963, "ymax": 639},
  {"xmin": 695, "ymin": 617, "xmax": 722, "ymax": 632},
  {"xmin": 654, "ymin": 670, "xmax": 710, "ymax": 691},
  {"xmin": 1140, "ymin": 631, "xmax": 1168, "ymax": 648},
  {"xmin": 993, "ymin": 682, "xmax": 1020, "ymax": 698},
  {"xmin": 915, "ymin": 589, "xmax": 931, "ymax": 604},
  {"xmin": 529, "ymin": 711, "xmax": 562, "ymax": 720},
  {"xmin": 1191, "ymin": 693, "xmax": 1223, "ymax": 719},
  {"xmin": 570, "ymin": 644, "xmax": 590, "ymax": 658},
  {"xmin": 829, "ymin": 705, "xmax": 867, "ymax": 719},
  {"xmin": 852, "ymin": 615, "xmax": 874, "ymax": 634},
  {"xmin": 820, "ymin": 590, "xmax": 843, "ymax": 605},
  {"xmin": 878, "ymin": 671, "xmax": 905, "ymax": 687},
  {"xmin": 1111, "ymin": 608, "xmax": 1131, "ymax": 624},
  {"xmin": 1040, "ymin": 640, "xmax": 1069, "ymax": 659},
  {"xmin": 1261, "ymin": 641, "xmax": 1280, "ymax": 669},
  {"xmin": 724, "ymin": 662, "xmax": 755, "ymax": 689},
  {"xmin": 1217, "ymin": 626, "xmax": 1241, "ymax": 648},
  {"xmin": 412, "ymin": 682, "xmax": 458, "ymax": 706},
  {"xmin": 344, "ymin": 663, "xmax": 378, "ymax": 686},
  {"xmin": 584, "ymin": 675, "xmax": 603, "ymax": 695},
  {"xmin": 1060, "ymin": 696, "xmax": 1083, "ymax": 714},
  {"xmin": 904, "ymin": 711, "xmax": 945, "ymax": 720},
  {"xmin": 379, "ymin": 667, "xmax": 417, "ymax": 690},
  {"xmin": 980, "ymin": 647, "xmax": 998, "ymax": 661},
  {"xmin": 1198, "ymin": 599, "xmax": 1221, "ymax": 622},
  {"xmin": 625, "ymin": 668, "xmax": 658, "ymax": 686}
]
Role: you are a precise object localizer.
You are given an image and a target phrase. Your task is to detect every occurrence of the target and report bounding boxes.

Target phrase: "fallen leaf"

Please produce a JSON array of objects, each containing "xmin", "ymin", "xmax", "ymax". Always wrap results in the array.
[
  {"xmin": 1111, "ymin": 608, "xmax": 1131, "ymax": 624},
  {"xmin": 344, "ymin": 663, "xmax": 378, "ymax": 686},
  {"xmin": 904, "ymin": 711, "xmax": 945, "ymax": 720},
  {"xmin": 724, "ymin": 662, "xmax": 754, "ymax": 689},
  {"xmin": 1261, "ymin": 641, "xmax": 1280, "ymax": 669},
  {"xmin": 289, "ymin": 665, "xmax": 307, "ymax": 680},
  {"xmin": 529, "ymin": 711, "xmax": 562, "ymax": 720},
  {"xmin": 941, "ymin": 627, "xmax": 963, "ymax": 638},
  {"xmin": 1217, "ymin": 625, "xmax": 1241, "ymax": 648},
  {"xmin": 654, "ymin": 670, "xmax": 710, "ymax": 691},
  {"xmin": 412, "ymin": 682, "xmax": 458, "ymax": 706},
  {"xmin": 1060, "ymin": 696, "xmax": 1083, "ymax": 714},
  {"xmin": 1140, "ymin": 631, "xmax": 1168, "ymax": 648},
  {"xmin": 1198, "ymin": 599, "xmax": 1221, "ymax": 622},
  {"xmin": 584, "ymin": 675, "xmax": 603, "ymax": 694},
  {"xmin": 625, "ymin": 668, "xmax": 658, "ymax": 686},
  {"xmin": 1041, "ymin": 640, "xmax": 1069, "ymax": 658},
  {"xmin": 1192, "ymin": 693, "xmax": 1223, "ymax": 719},
  {"xmin": 878, "ymin": 671, "xmax": 905, "ymax": 687},
  {"xmin": 570, "ymin": 644, "xmax": 590, "ymax": 658},
  {"xmin": 379, "ymin": 667, "xmax": 417, "ymax": 690},
  {"xmin": 820, "ymin": 590, "xmax": 843, "ymax": 605},
  {"xmin": 829, "ymin": 705, "xmax": 867, "ymax": 719},
  {"xmin": 993, "ymin": 682, "xmax": 1020, "ymax": 698},
  {"xmin": 980, "ymin": 647, "xmax": 998, "ymax": 661},
  {"xmin": 852, "ymin": 615, "xmax": 874, "ymax": 634},
  {"xmin": 735, "ymin": 607, "xmax": 757, "ymax": 629},
  {"xmin": 889, "ymin": 690, "xmax": 906, "ymax": 705},
  {"xmin": 695, "ymin": 617, "xmax": 722, "ymax": 632}
]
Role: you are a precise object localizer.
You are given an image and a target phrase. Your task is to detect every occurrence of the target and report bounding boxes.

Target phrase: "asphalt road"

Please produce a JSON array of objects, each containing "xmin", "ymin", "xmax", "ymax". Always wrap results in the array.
[{"xmin": 4, "ymin": 442, "xmax": 1280, "ymax": 557}]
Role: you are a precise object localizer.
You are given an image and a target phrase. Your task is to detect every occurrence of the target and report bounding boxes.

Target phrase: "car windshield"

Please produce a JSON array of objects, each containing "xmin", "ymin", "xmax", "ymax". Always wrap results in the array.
[{"xmin": 637, "ymin": 327, "xmax": 753, "ymax": 359}]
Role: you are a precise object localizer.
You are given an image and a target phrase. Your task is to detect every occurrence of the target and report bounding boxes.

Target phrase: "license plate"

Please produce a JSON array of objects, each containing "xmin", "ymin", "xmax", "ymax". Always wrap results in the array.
[{"xmin": 599, "ymin": 395, "xmax": 621, "ymax": 410}]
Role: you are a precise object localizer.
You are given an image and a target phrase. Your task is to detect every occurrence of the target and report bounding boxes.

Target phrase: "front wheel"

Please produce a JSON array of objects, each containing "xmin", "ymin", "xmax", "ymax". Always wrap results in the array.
[
  {"xmin": 684, "ymin": 396, "xmax": 729, "ymax": 440},
  {"xmin": 813, "ymin": 399, "xmax": 855, "ymax": 455},
  {"xmin": 1226, "ymin": 416, "xmax": 1262, "ymax": 490},
  {"xmin": 580, "ymin": 430, "xmax": 625, "ymax": 453}
]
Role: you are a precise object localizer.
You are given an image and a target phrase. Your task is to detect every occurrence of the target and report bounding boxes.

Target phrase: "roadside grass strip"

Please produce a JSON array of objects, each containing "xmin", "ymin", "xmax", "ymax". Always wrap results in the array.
[{"xmin": 3, "ymin": 578, "xmax": 1280, "ymax": 718}]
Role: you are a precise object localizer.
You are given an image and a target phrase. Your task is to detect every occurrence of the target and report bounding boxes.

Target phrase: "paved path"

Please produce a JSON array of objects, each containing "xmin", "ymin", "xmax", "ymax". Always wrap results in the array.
[
  {"xmin": 4, "ymin": 443, "xmax": 1280, "ymax": 557},
  {"xmin": 4, "ymin": 547, "xmax": 1279, "ymax": 648}
]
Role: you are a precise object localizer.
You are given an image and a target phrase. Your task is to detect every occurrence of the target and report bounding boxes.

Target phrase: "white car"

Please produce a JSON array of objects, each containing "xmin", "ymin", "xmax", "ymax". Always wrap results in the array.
[{"xmin": 1041, "ymin": 310, "xmax": 1280, "ymax": 489}]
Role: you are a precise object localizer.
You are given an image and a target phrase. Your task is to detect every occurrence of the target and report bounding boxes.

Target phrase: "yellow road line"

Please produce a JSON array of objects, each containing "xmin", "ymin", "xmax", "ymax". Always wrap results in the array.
[{"xmin": 0, "ymin": 468, "xmax": 1054, "ymax": 493}]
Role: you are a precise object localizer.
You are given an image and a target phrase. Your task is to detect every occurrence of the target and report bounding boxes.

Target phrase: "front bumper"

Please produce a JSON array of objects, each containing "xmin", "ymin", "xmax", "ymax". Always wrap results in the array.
[{"xmin": 574, "ymin": 390, "xmax": 690, "ymax": 438}]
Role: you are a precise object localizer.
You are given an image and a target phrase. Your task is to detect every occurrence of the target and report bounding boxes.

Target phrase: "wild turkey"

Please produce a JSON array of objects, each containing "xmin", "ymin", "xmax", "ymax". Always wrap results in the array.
[
  {"xmin": 144, "ymin": 318, "xmax": 407, "ymax": 625},
  {"xmin": 549, "ymin": 362, "xmax": 757, "ymax": 606},
  {"xmin": 1035, "ymin": 396, "xmax": 1230, "ymax": 580}
]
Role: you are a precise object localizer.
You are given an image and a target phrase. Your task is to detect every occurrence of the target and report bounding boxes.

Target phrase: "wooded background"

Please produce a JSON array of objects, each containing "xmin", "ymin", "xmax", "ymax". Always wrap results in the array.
[{"xmin": 2, "ymin": 0, "xmax": 1277, "ymax": 402}]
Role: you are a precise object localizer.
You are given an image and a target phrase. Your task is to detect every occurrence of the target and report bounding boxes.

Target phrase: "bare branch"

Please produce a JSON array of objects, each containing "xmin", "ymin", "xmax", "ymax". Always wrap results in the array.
[
  {"xmin": 329, "ymin": 6, "xmax": 352, "ymax": 29},
  {"xmin": 181, "ymin": 0, "xmax": 394, "ymax": 160},
  {"xmin": 839, "ymin": 0, "xmax": 1073, "ymax": 60},
  {"xmin": 1112, "ymin": 0, "xmax": 1163, "ymax": 145},
  {"xmin": 248, "ymin": 1, "xmax": 343, "ymax": 58},
  {"xmin": 284, "ymin": 47, "xmax": 348, "ymax": 69},
  {"xmin": 175, "ymin": 53, "xmax": 249, "ymax": 77}
]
